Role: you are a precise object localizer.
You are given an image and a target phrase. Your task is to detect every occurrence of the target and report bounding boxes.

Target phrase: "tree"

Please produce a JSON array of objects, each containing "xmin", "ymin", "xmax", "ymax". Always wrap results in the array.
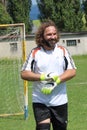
[
  {"xmin": 37, "ymin": 0, "xmax": 84, "ymax": 32},
  {"xmin": 83, "ymin": 0, "xmax": 87, "ymax": 26},
  {"xmin": 36, "ymin": 0, "xmax": 54, "ymax": 20},
  {"xmin": 0, "ymin": 3, "xmax": 13, "ymax": 24},
  {"xmin": 7, "ymin": 0, "xmax": 32, "ymax": 33}
]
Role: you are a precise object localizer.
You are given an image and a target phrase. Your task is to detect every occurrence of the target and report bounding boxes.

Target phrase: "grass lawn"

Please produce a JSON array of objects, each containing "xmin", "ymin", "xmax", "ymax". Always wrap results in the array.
[
  {"xmin": 33, "ymin": 20, "xmax": 41, "ymax": 27},
  {"xmin": 0, "ymin": 55, "xmax": 87, "ymax": 130}
]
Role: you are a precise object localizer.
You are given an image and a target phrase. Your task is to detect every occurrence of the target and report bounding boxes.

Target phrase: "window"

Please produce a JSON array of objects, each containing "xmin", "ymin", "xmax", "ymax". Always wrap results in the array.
[
  {"xmin": 10, "ymin": 42, "xmax": 18, "ymax": 52},
  {"xmin": 62, "ymin": 40, "xmax": 65, "ymax": 43},
  {"xmin": 78, "ymin": 39, "xmax": 80, "ymax": 43},
  {"xmin": 66, "ymin": 40, "xmax": 77, "ymax": 46}
]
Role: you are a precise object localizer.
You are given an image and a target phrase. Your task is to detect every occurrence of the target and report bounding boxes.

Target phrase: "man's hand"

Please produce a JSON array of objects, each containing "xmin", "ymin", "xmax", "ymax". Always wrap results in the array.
[
  {"xmin": 40, "ymin": 73, "xmax": 53, "ymax": 81},
  {"xmin": 52, "ymin": 75, "xmax": 61, "ymax": 85},
  {"xmin": 41, "ymin": 82, "xmax": 57, "ymax": 94},
  {"xmin": 40, "ymin": 73, "xmax": 61, "ymax": 95},
  {"xmin": 40, "ymin": 72, "xmax": 61, "ymax": 83}
]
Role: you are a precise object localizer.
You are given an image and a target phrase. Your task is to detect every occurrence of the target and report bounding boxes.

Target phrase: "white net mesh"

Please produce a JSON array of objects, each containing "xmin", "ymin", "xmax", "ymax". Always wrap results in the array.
[{"xmin": 0, "ymin": 24, "xmax": 24, "ymax": 116}]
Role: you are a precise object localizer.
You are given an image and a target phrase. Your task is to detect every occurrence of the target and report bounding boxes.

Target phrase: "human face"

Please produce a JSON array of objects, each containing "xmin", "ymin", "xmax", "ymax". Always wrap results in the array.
[{"xmin": 43, "ymin": 26, "xmax": 58, "ymax": 49}]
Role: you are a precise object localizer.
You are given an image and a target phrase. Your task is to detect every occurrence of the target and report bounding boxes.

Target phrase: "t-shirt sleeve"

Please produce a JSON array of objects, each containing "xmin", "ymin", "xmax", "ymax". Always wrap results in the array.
[
  {"xmin": 21, "ymin": 51, "xmax": 34, "ymax": 71},
  {"xmin": 64, "ymin": 47, "xmax": 77, "ymax": 70}
]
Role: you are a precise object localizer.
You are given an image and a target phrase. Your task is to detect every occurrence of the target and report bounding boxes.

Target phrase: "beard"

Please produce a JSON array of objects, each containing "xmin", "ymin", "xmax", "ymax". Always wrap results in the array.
[{"xmin": 43, "ymin": 39, "xmax": 58, "ymax": 49}]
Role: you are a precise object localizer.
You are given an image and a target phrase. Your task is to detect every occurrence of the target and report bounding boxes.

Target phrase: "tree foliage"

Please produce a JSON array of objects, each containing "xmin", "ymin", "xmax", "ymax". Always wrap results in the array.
[
  {"xmin": 0, "ymin": 3, "xmax": 13, "ymax": 24},
  {"xmin": 7, "ymin": 0, "xmax": 32, "ymax": 33},
  {"xmin": 83, "ymin": 0, "xmax": 87, "ymax": 27},
  {"xmin": 37, "ymin": 0, "xmax": 84, "ymax": 32}
]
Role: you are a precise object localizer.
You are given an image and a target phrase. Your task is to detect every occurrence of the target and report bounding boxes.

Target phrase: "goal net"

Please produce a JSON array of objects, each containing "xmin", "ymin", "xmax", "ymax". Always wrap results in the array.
[{"xmin": 0, "ymin": 23, "xmax": 28, "ymax": 119}]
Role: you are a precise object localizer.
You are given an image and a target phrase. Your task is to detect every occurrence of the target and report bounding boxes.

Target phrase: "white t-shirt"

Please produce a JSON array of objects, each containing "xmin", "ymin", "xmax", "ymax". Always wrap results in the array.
[{"xmin": 22, "ymin": 43, "xmax": 76, "ymax": 106}]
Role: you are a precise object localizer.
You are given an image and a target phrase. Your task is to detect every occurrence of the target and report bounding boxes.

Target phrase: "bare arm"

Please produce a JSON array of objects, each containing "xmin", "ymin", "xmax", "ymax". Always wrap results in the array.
[
  {"xmin": 59, "ymin": 69, "xmax": 76, "ymax": 83},
  {"xmin": 21, "ymin": 69, "xmax": 76, "ymax": 83},
  {"xmin": 21, "ymin": 70, "xmax": 41, "ymax": 81}
]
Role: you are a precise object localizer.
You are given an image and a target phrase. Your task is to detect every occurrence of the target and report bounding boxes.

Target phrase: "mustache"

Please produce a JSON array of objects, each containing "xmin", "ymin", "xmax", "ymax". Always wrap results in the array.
[
  {"xmin": 44, "ymin": 40, "xmax": 52, "ymax": 47},
  {"xmin": 49, "ymin": 38, "xmax": 58, "ymax": 43},
  {"xmin": 43, "ymin": 39, "xmax": 56, "ymax": 48}
]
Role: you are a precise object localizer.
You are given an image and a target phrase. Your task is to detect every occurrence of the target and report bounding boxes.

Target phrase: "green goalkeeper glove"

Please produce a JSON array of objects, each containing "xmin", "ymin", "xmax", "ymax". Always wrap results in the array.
[
  {"xmin": 42, "ymin": 72, "xmax": 61, "ymax": 84},
  {"xmin": 41, "ymin": 75, "xmax": 61, "ymax": 95},
  {"xmin": 52, "ymin": 75, "xmax": 61, "ymax": 85},
  {"xmin": 40, "ymin": 73, "xmax": 52, "ymax": 81},
  {"xmin": 41, "ymin": 82, "xmax": 57, "ymax": 94},
  {"xmin": 40, "ymin": 72, "xmax": 61, "ymax": 83}
]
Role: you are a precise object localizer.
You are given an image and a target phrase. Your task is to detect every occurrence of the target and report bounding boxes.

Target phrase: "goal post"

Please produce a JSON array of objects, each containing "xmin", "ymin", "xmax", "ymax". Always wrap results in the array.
[{"xmin": 0, "ymin": 23, "xmax": 28, "ymax": 119}]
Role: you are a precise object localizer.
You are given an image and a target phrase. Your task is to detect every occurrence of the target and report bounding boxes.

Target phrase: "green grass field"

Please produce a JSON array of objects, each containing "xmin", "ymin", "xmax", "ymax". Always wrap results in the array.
[{"xmin": 0, "ymin": 55, "xmax": 87, "ymax": 130}]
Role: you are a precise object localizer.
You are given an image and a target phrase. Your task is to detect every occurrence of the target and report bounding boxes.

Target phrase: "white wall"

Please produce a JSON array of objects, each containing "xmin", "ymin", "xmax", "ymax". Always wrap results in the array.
[{"xmin": 0, "ymin": 32, "xmax": 87, "ymax": 58}]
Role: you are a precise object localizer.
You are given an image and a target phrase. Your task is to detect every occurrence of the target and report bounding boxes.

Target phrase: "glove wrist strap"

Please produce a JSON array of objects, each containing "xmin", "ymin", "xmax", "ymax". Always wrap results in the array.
[
  {"xmin": 40, "ymin": 74, "xmax": 45, "ymax": 81},
  {"xmin": 56, "ymin": 77, "xmax": 61, "ymax": 84}
]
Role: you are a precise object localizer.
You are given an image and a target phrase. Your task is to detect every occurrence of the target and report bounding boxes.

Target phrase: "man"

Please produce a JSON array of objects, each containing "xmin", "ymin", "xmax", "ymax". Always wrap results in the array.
[{"xmin": 21, "ymin": 20, "xmax": 76, "ymax": 130}]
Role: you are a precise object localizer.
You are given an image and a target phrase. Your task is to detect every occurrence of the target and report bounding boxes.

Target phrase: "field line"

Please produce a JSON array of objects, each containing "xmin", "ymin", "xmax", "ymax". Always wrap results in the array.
[
  {"xmin": 28, "ymin": 81, "xmax": 87, "ymax": 88},
  {"xmin": 67, "ymin": 81, "xmax": 87, "ymax": 86}
]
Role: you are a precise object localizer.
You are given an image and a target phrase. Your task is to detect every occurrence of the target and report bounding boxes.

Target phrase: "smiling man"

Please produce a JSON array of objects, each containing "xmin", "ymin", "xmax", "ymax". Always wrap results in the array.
[{"xmin": 21, "ymin": 20, "xmax": 76, "ymax": 130}]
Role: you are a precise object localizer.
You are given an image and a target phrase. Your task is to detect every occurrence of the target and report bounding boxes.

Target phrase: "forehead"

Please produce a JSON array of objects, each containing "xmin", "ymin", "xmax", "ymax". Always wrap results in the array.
[{"xmin": 44, "ymin": 26, "xmax": 57, "ymax": 34}]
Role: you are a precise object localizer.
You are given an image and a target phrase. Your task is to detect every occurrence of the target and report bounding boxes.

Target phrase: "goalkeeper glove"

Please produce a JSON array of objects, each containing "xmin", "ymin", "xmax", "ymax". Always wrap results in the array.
[
  {"xmin": 40, "ymin": 72, "xmax": 61, "ymax": 83},
  {"xmin": 40, "ymin": 73, "xmax": 52, "ymax": 81},
  {"xmin": 41, "ymin": 82, "xmax": 57, "ymax": 94},
  {"xmin": 45, "ymin": 72, "xmax": 61, "ymax": 85},
  {"xmin": 52, "ymin": 75, "xmax": 61, "ymax": 85},
  {"xmin": 41, "ymin": 75, "xmax": 61, "ymax": 95}
]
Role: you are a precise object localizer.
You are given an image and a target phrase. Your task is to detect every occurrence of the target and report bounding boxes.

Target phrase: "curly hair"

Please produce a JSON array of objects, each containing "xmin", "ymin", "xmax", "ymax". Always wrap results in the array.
[{"xmin": 35, "ymin": 20, "xmax": 60, "ymax": 47}]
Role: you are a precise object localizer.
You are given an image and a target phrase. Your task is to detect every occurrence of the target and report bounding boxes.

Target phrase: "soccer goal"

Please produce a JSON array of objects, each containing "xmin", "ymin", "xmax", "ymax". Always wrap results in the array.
[{"xmin": 0, "ymin": 23, "xmax": 28, "ymax": 119}]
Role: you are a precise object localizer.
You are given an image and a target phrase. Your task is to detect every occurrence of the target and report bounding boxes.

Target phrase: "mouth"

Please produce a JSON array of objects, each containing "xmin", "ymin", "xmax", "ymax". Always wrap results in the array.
[
  {"xmin": 48, "ymin": 39, "xmax": 57, "ymax": 46},
  {"xmin": 49, "ymin": 39, "xmax": 56, "ymax": 44},
  {"xmin": 44, "ymin": 40, "xmax": 55, "ymax": 48},
  {"xmin": 43, "ymin": 38, "xmax": 57, "ymax": 49}
]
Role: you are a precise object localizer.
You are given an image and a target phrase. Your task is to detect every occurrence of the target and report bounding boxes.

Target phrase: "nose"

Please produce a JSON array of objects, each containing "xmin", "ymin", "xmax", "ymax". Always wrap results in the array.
[{"xmin": 50, "ymin": 34, "xmax": 55, "ymax": 39}]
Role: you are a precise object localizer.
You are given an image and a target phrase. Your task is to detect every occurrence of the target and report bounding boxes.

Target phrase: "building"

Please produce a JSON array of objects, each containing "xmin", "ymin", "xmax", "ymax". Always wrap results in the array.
[
  {"xmin": 25, "ymin": 32, "xmax": 87, "ymax": 56},
  {"xmin": 0, "ymin": 32, "xmax": 87, "ymax": 58},
  {"xmin": 59, "ymin": 31, "xmax": 87, "ymax": 55}
]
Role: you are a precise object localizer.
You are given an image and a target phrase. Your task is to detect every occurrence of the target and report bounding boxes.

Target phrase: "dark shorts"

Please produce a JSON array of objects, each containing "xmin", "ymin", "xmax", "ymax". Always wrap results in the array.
[{"xmin": 33, "ymin": 103, "xmax": 68, "ymax": 130}]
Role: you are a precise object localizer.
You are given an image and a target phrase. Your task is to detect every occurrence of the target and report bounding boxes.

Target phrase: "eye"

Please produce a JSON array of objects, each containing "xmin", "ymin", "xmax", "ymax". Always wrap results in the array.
[{"xmin": 53, "ymin": 33, "xmax": 57, "ymax": 35}]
